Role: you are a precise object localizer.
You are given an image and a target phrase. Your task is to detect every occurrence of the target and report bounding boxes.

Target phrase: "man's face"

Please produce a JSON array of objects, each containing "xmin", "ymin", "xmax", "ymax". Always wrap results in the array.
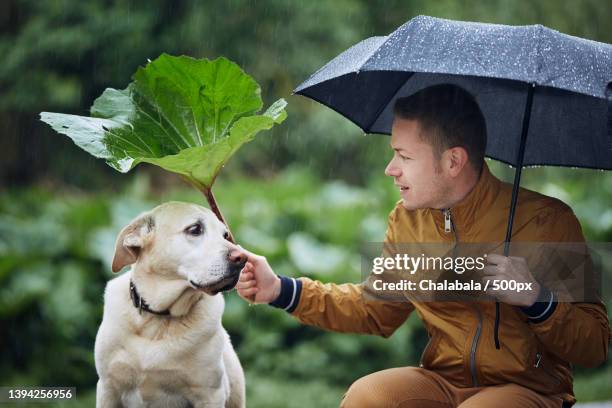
[{"xmin": 385, "ymin": 118, "xmax": 451, "ymax": 210}]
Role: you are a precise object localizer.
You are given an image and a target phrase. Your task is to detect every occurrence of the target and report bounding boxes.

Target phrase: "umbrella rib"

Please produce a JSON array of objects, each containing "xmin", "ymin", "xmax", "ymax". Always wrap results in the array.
[
  {"xmin": 535, "ymin": 24, "xmax": 544, "ymax": 84},
  {"xmin": 364, "ymin": 72, "xmax": 415, "ymax": 132},
  {"xmin": 486, "ymin": 155, "xmax": 612, "ymax": 171},
  {"xmin": 358, "ymin": 32, "xmax": 399, "ymax": 73}
]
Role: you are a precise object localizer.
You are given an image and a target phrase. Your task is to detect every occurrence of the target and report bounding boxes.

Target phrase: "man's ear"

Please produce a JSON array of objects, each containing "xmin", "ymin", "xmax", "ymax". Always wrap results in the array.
[
  {"xmin": 111, "ymin": 214, "xmax": 154, "ymax": 273},
  {"xmin": 446, "ymin": 146, "xmax": 469, "ymax": 176}
]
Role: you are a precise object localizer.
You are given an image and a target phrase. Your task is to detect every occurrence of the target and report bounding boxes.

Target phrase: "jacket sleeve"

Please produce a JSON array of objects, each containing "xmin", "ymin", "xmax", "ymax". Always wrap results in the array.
[
  {"xmin": 290, "ymin": 278, "xmax": 414, "ymax": 338},
  {"xmin": 274, "ymin": 205, "xmax": 415, "ymax": 338},
  {"xmin": 521, "ymin": 205, "xmax": 611, "ymax": 368}
]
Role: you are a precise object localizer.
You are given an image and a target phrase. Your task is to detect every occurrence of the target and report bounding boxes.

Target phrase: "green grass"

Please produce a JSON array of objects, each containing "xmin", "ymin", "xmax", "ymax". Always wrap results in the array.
[{"xmin": 574, "ymin": 365, "xmax": 612, "ymax": 402}]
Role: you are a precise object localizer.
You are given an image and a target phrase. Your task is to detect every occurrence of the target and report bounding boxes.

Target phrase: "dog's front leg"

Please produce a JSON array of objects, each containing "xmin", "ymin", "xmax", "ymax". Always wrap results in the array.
[
  {"xmin": 96, "ymin": 379, "xmax": 121, "ymax": 408},
  {"xmin": 189, "ymin": 386, "xmax": 229, "ymax": 408}
]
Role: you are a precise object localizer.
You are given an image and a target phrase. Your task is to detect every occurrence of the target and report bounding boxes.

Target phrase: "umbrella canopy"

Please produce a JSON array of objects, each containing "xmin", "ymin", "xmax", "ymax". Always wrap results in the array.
[{"xmin": 295, "ymin": 15, "xmax": 612, "ymax": 170}]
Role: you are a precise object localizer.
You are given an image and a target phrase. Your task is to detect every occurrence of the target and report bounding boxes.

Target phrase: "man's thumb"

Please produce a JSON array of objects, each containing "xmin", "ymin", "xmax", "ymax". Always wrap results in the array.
[{"xmin": 237, "ymin": 245, "xmax": 260, "ymax": 264}]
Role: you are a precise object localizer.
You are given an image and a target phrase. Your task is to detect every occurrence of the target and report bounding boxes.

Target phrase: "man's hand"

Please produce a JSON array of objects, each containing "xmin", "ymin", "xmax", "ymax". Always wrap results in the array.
[
  {"xmin": 482, "ymin": 253, "xmax": 541, "ymax": 307},
  {"xmin": 235, "ymin": 247, "xmax": 281, "ymax": 304}
]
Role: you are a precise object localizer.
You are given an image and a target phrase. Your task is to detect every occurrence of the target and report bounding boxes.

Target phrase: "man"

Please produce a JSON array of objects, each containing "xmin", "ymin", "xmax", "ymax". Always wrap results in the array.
[{"xmin": 236, "ymin": 84, "xmax": 610, "ymax": 407}]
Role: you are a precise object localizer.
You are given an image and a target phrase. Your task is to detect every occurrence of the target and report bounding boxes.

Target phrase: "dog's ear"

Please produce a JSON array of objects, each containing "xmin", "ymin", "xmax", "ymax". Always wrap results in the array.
[{"xmin": 111, "ymin": 214, "xmax": 154, "ymax": 273}]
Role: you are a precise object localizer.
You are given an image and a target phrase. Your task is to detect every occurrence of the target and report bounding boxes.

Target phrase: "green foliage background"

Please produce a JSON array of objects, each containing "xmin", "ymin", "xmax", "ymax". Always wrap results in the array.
[{"xmin": 1, "ymin": 0, "xmax": 611, "ymax": 406}]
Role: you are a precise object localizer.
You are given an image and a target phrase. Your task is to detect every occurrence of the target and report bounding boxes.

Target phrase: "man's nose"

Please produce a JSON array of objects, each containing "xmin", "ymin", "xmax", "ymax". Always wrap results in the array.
[{"xmin": 385, "ymin": 160, "xmax": 401, "ymax": 177}]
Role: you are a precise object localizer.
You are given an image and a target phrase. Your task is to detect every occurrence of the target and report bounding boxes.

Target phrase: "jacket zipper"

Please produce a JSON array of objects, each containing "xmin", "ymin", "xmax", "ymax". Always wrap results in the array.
[
  {"xmin": 470, "ymin": 306, "xmax": 482, "ymax": 387},
  {"xmin": 444, "ymin": 209, "xmax": 452, "ymax": 233},
  {"xmin": 442, "ymin": 208, "xmax": 481, "ymax": 387},
  {"xmin": 419, "ymin": 333, "xmax": 436, "ymax": 368},
  {"xmin": 534, "ymin": 352, "xmax": 561, "ymax": 386}
]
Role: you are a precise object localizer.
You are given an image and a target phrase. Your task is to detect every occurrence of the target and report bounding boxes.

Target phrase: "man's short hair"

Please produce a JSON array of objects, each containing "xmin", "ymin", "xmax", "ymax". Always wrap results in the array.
[{"xmin": 393, "ymin": 84, "xmax": 487, "ymax": 173}]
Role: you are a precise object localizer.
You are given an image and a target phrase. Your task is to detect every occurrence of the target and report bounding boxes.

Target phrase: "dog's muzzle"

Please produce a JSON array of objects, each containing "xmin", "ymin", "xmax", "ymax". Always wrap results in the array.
[{"xmin": 190, "ymin": 259, "xmax": 246, "ymax": 295}]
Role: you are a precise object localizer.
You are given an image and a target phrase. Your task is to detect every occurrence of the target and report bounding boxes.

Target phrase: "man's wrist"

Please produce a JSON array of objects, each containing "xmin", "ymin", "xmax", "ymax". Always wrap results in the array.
[
  {"xmin": 522, "ymin": 281, "xmax": 541, "ymax": 307},
  {"xmin": 268, "ymin": 275, "xmax": 302, "ymax": 313},
  {"xmin": 271, "ymin": 276, "xmax": 282, "ymax": 301},
  {"xmin": 520, "ymin": 284, "xmax": 557, "ymax": 323}
]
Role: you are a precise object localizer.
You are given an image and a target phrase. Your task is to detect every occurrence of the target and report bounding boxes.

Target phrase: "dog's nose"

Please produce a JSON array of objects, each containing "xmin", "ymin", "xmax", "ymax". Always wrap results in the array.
[{"xmin": 228, "ymin": 249, "xmax": 247, "ymax": 268}]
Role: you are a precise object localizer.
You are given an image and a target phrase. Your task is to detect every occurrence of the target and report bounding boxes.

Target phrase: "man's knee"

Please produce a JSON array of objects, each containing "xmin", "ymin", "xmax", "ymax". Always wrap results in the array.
[
  {"xmin": 458, "ymin": 383, "xmax": 562, "ymax": 408},
  {"xmin": 340, "ymin": 367, "xmax": 451, "ymax": 408},
  {"xmin": 341, "ymin": 375, "xmax": 381, "ymax": 408}
]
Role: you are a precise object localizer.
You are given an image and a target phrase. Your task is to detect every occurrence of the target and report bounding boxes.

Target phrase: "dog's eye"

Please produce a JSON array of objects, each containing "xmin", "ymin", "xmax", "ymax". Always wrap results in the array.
[
  {"xmin": 185, "ymin": 223, "xmax": 203, "ymax": 236},
  {"xmin": 223, "ymin": 231, "xmax": 230, "ymax": 240}
]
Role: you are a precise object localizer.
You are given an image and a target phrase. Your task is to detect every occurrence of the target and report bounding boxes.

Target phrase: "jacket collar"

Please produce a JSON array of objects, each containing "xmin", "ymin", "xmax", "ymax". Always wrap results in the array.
[{"xmin": 429, "ymin": 161, "xmax": 502, "ymax": 231}]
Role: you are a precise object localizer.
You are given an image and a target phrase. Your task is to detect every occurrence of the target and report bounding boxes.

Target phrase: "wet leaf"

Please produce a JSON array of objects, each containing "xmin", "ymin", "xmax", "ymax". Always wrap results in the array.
[{"xmin": 40, "ymin": 54, "xmax": 287, "ymax": 189}]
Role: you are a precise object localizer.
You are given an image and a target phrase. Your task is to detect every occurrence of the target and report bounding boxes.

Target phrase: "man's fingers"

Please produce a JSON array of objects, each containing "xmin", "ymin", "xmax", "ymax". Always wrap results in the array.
[
  {"xmin": 485, "ymin": 253, "xmax": 506, "ymax": 265},
  {"xmin": 238, "ymin": 287, "xmax": 258, "ymax": 297},
  {"xmin": 236, "ymin": 279, "xmax": 257, "ymax": 290},
  {"xmin": 236, "ymin": 282, "xmax": 256, "ymax": 293},
  {"xmin": 240, "ymin": 262, "xmax": 254, "ymax": 273},
  {"xmin": 239, "ymin": 271, "xmax": 253, "ymax": 282},
  {"xmin": 237, "ymin": 245, "xmax": 264, "ymax": 265},
  {"xmin": 481, "ymin": 265, "xmax": 498, "ymax": 276},
  {"xmin": 237, "ymin": 244, "xmax": 255, "ymax": 259}
]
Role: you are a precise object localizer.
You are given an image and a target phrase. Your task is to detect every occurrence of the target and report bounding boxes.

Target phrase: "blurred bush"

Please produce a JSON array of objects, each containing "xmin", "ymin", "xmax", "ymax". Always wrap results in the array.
[
  {"xmin": 0, "ymin": 168, "xmax": 412, "ymax": 406},
  {"xmin": 1, "ymin": 163, "xmax": 611, "ymax": 406}
]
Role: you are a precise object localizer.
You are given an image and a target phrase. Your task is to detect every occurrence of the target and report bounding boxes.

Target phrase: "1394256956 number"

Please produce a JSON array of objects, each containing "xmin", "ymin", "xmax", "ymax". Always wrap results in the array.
[{"xmin": 4, "ymin": 388, "xmax": 74, "ymax": 400}]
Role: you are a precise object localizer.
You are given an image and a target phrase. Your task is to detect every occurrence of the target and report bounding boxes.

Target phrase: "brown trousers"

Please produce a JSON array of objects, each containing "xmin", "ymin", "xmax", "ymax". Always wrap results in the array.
[{"xmin": 340, "ymin": 367, "xmax": 567, "ymax": 408}]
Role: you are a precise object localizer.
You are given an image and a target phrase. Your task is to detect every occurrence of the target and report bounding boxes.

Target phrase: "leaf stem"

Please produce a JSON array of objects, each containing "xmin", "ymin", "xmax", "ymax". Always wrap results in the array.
[
  {"xmin": 203, "ymin": 187, "xmax": 235, "ymax": 243},
  {"xmin": 178, "ymin": 174, "xmax": 236, "ymax": 243}
]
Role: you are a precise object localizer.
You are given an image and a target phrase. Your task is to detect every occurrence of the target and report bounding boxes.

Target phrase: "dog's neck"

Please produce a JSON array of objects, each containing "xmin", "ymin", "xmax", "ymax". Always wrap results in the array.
[
  {"xmin": 130, "ymin": 280, "xmax": 171, "ymax": 315},
  {"xmin": 129, "ymin": 268, "xmax": 204, "ymax": 318}
]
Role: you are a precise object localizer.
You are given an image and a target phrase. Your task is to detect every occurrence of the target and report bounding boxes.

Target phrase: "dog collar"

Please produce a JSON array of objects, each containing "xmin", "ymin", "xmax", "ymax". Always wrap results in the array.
[{"xmin": 129, "ymin": 280, "xmax": 171, "ymax": 316}]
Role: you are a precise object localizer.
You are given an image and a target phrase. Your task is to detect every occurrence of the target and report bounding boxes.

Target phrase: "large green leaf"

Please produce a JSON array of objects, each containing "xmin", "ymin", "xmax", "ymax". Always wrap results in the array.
[{"xmin": 39, "ymin": 54, "xmax": 287, "ymax": 189}]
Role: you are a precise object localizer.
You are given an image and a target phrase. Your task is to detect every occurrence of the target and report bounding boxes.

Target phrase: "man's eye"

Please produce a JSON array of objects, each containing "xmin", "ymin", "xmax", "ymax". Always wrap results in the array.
[
  {"xmin": 185, "ymin": 223, "xmax": 203, "ymax": 236},
  {"xmin": 395, "ymin": 151, "xmax": 410, "ymax": 161}
]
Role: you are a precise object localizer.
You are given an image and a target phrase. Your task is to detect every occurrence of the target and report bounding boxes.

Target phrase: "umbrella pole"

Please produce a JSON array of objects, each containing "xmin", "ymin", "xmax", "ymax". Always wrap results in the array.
[
  {"xmin": 503, "ymin": 84, "xmax": 535, "ymax": 256},
  {"xmin": 495, "ymin": 84, "xmax": 535, "ymax": 351}
]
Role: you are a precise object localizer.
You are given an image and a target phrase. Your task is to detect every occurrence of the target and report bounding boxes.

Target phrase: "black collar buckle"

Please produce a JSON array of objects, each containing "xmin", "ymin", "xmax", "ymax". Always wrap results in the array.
[{"xmin": 129, "ymin": 280, "xmax": 170, "ymax": 316}]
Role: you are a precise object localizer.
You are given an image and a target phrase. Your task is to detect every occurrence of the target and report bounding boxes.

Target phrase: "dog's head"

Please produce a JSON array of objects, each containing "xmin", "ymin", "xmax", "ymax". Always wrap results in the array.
[{"xmin": 111, "ymin": 202, "xmax": 246, "ymax": 295}]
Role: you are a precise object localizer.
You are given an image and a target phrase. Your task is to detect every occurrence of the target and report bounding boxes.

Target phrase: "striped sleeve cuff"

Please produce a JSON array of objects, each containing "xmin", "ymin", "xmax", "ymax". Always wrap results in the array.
[
  {"xmin": 268, "ymin": 276, "xmax": 302, "ymax": 313},
  {"xmin": 520, "ymin": 285, "xmax": 557, "ymax": 323}
]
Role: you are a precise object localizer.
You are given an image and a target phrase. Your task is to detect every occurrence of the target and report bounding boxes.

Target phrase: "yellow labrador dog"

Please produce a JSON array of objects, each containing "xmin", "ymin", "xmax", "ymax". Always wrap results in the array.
[{"xmin": 94, "ymin": 202, "xmax": 246, "ymax": 408}]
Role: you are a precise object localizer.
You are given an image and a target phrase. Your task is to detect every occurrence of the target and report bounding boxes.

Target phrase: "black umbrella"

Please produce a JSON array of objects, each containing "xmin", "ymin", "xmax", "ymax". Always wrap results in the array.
[{"xmin": 294, "ymin": 15, "xmax": 612, "ymax": 253}]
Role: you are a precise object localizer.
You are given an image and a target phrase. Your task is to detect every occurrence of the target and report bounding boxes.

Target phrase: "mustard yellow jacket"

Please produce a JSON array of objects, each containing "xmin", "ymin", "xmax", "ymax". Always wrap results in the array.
[{"xmin": 274, "ymin": 163, "xmax": 610, "ymax": 405}]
